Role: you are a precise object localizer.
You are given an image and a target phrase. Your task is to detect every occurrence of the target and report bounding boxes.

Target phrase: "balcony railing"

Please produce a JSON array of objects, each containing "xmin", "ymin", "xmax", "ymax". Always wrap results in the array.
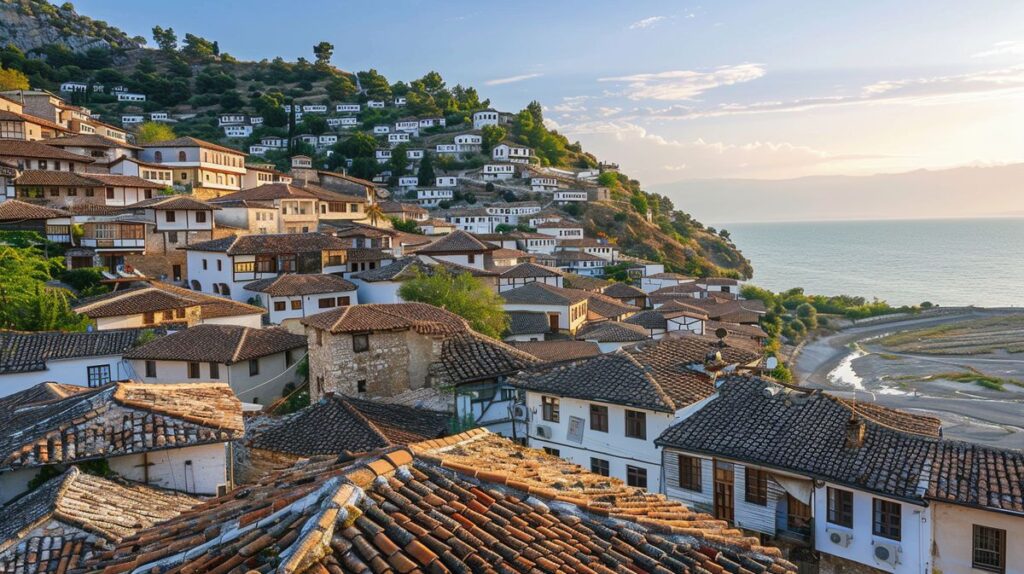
[{"xmin": 81, "ymin": 238, "xmax": 145, "ymax": 249}]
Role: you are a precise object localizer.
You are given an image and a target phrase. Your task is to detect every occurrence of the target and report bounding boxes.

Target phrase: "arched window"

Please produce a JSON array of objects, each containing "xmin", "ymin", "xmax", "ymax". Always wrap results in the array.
[
  {"xmin": 190, "ymin": 280, "xmax": 201, "ymax": 290},
  {"xmin": 219, "ymin": 283, "xmax": 231, "ymax": 297},
  {"xmin": 212, "ymin": 283, "xmax": 220, "ymax": 294},
  {"xmin": 154, "ymin": 151, "xmax": 162, "ymax": 163},
  {"xmin": 178, "ymin": 151, "xmax": 187, "ymax": 162}
]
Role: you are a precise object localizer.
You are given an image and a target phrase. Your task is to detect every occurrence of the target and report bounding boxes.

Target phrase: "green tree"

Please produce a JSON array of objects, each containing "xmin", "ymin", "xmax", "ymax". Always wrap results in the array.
[
  {"xmin": 398, "ymin": 267, "xmax": 508, "ymax": 338},
  {"xmin": 151, "ymin": 26, "xmax": 178, "ymax": 51},
  {"xmin": 357, "ymin": 69, "xmax": 392, "ymax": 99},
  {"xmin": 481, "ymin": 125, "xmax": 506, "ymax": 153},
  {"xmin": 219, "ymin": 90, "xmax": 244, "ymax": 110},
  {"xmin": 313, "ymin": 41, "xmax": 334, "ymax": 67},
  {"xmin": 0, "ymin": 66, "xmax": 29, "ymax": 91},
  {"xmin": 300, "ymin": 114, "xmax": 327, "ymax": 135},
  {"xmin": 182, "ymin": 33, "xmax": 216, "ymax": 62},
  {"xmin": 136, "ymin": 122, "xmax": 175, "ymax": 144},
  {"xmin": 796, "ymin": 302, "xmax": 818, "ymax": 330},
  {"xmin": 0, "ymin": 243, "xmax": 89, "ymax": 332},
  {"xmin": 388, "ymin": 143, "xmax": 410, "ymax": 179},
  {"xmin": 325, "ymin": 74, "xmax": 356, "ymax": 100},
  {"xmin": 417, "ymin": 152, "xmax": 436, "ymax": 186},
  {"xmin": 390, "ymin": 217, "xmax": 419, "ymax": 233},
  {"xmin": 338, "ymin": 132, "xmax": 377, "ymax": 158}
]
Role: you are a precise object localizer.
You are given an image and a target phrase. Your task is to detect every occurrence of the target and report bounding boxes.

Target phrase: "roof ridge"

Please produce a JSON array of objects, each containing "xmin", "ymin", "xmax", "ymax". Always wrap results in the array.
[
  {"xmin": 231, "ymin": 326, "xmax": 252, "ymax": 365},
  {"xmin": 335, "ymin": 396, "xmax": 393, "ymax": 447}
]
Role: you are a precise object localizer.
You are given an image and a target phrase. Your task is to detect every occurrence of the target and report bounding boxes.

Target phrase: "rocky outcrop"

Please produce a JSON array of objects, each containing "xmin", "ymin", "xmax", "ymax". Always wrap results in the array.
[{"xmin": 0, "ymin": 1, "xmax": 141, "ymax": 55}]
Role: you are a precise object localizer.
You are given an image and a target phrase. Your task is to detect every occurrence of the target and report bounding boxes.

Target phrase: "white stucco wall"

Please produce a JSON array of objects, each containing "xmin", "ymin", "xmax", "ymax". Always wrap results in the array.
[
  {"xmin": 110, "ymin": 442, "xmax": 229, "ymax": 495},
  {"xmin": 931, "ymin": 502, "xmax": 1023, "ymax": 574},
  {"xmin": 0, "ymin": 356, "xmax": 130, "ymax": 396}
]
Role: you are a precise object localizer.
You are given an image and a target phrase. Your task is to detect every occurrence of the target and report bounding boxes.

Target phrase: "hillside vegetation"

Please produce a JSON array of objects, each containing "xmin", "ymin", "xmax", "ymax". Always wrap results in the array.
[{"xmin": 0, "ymin": 0, "xmax": 752, "ymax": 277}]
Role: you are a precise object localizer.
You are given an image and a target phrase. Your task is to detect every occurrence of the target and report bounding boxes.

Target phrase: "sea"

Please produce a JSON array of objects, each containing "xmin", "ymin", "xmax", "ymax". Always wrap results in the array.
[{"xmin": 724, "ymin": 218, "xmax": 1024, "ymax": 308}]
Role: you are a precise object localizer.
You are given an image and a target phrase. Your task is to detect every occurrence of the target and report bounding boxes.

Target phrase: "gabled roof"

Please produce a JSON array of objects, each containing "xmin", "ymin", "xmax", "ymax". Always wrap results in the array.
[
  {"xmin": 301, "ymin": 302, "xmax": 468, "ymax": 335},
  {"xmin": 84, "ymin": 173, "xmax": 165, "ymax": 188},
  {"xmin": 0, "ymin": 381, "xmax": 243, "ymax": 472},
  {"xmin": 584, "ymin": 291, "xmax": 640, "ymax": 320},
  {"xmin": 124, "ymin": 324, "xmax": 306, "ymax": 364},
  {"xmin": 0, "ymin": 467, "xmax": 197, "ymax": 572},
  {"xmin": 505, "ymin": 311, "xmax": 550, "ymax": 335},
  {"xmin": 0, "ymin": 199, "xmax": 70, "ymax": 221},
  {"xmin": 74, "ymin": 281, "xmax": 264, "ymax": 320},
  {"xmin": 42, "ymin": 133, "xmax": 142, "ymax": 150},
  {"xmin": 0, "ymin": 139, "xmax": 94, "ymax": 162},
  {"xmin": 500, "ymin": 282, "xmax": 590, "ymax": 306},
  {"xmin": 561, "ymin": 272, "xmax": 611, "ymax": 291},
  {"xmin": 248, "ymin": 394, "xmax": 451, "ymax": 457},
  {"xmin": 13, "ymin": 170, "xmax": 101, "ymax": 187},
  {"xmin": 602, "ymin": 281, "xmax": 646, "ymax": 299},
  {"xmin": 181, "ymin": 233, "xmax": 348, "ymax": 255},
  {"xmin": 511, "ymin": 339, "xmax": 602, "ymax": 363},
  {"xmin": 0, "ymin": 329, "xmax": 144, "ymax": 374},
  {"xmin": 81, "ymin": 430, "xmax": 794, "ymax": 573},
  {"xmin": 576, "ymin": 320, "xmax": 650, "ymax": 343},
  {"xmin": 141, "ymin": 136, "xmax": 245, "ymax": 156},
  {"xmin": 414, "ymin": 229, "xmax": 496, "ymax": 254},
  {"xmin": 429, "ymin": 331, "xmax": 541, "ymax": 384},
  {"xmin": 351, "ymin": 255, "xmax": 496, "ymax": 282},
  {"xmin": 244, "ymin": 273, "xmax": 356, "ymax": 296},
  {"xmin": 497, "ymin": 261, "xmax": 561, "ymax": 279},
  {"xmin": 123, "ymin": 195, "xmax": 217, "ymax": 210},
  {"xmin": 211, "ymin": 182, "xmax": 317, "ymax": 202}
]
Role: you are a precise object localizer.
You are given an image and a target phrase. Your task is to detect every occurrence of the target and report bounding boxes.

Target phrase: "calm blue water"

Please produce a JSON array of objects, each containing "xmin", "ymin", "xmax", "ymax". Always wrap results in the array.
[{"xmin": 725, "ymin": 218, "xmax": 1024, "ymax": 308}]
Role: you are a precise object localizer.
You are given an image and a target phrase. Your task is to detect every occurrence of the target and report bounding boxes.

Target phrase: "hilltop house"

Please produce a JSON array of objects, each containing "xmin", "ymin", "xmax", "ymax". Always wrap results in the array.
[
  {"xmin": 481, "ymin": 163, "xmax": 515, "ymax": 180},
  {"xmin": 0, "ymin": 329, "xmax": 144, "ymax": 395},
  {"xmin": 138, "ymin": 137, "xmax": 247, "ymax": 199},
  {"xmin": 492, "ymin": 142, "xmax": 532, "ymax": 163},
  {"xmin": 472, "ymin": 109, "xmax": 500, "ymax": 129},
  {"xmin": 640, "ymin": 272, "xmax": 698, "ymax": 293}
]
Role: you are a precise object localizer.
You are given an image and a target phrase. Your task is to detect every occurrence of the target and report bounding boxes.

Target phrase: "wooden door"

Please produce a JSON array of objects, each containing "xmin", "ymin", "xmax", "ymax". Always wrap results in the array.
[
  {"xmin": 548, "ymin": 313, "xmax": 559, "ymax": 333},
  {"xmin": 714, "ymin": 461, "xmax": 735, "ymax": 522}
]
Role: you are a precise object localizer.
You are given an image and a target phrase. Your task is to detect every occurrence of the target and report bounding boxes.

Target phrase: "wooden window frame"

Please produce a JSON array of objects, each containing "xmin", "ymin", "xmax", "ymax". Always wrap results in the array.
[
  {"xmin": 589, "ymin": 404, "xmax": 608, "ymax": 432},
  {"xmin": 827, "ymin": 487, "xmax": 854, "ymax": 527},
  {"xmin": 872, "ymin": 498, "xmax": 902, "ymax": 541},
  {"xmin": 541, "ymin": 396, "xmax": 560, "ymax": 423},
  {"xmin": 678, "ymin": 455, "xmax": 702, "ymax": 491},
  {"xmin": 626, "ymin": 465, "xmax": 648, "ymax": 488},
  {"xmin": 624, "ymin": 409, "xmax": 646, "ymax": 439}
]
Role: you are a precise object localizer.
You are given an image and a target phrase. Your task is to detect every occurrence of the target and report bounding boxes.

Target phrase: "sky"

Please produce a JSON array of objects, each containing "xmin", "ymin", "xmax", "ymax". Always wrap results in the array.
[{"xmin": 77, "ymin": 1, "xmax": 1024, "ymax": 193}]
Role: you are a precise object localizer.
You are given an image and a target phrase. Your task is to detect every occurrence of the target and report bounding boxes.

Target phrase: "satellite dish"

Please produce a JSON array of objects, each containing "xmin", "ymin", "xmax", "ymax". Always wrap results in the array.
[
  {"xmin": 376, "ymin": 189, "xmax": 390, "ymax": 199},
  {"xmin": 714, "ymin": 327, "xmax": 729, "ymax": 339},
  {"xmin": 766, "ymin": 356, "xmax": 779, "ymax": 370}
]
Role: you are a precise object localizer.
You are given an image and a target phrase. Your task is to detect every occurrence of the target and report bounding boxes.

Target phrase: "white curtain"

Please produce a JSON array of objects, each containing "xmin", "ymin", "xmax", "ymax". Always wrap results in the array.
[{"xmin": 772, "ymin": 474, "xmax": 813, "ymax": 504}]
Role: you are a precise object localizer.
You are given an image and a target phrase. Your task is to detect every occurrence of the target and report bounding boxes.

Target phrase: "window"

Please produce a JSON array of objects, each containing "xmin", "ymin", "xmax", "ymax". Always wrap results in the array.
[
  {"xmin": 285, "ymin": 349, "xmax": 295, "ymax": 367},
  {"xmin": 196, "ymin": 211, "xmax": 206, "ymax": 223},
  {"xmin": 467, "ymin": 254, "xmax": 476, "ymax": 264},
  {"xmin": 188, "ymin": 362, "xmax": 200, "ymax": 379},
  {"xmin": 543, "ymin": 447, "xmax": 560, "ymax": 457},
  {"xmin": 626, "ymin": 466, "xmax": 648, "ymax": 488},
  {"xmin": 154, "ymin": 151, "xmax": 163, "ymax": 162},
  {"xmin": 338, "ymin": 296, "xmax": 350, "ymax": 306},
  {"xmin": 291, "ymin": 299, "xmax": 302, "ymax": 310},
  {"xmin": 352, "ymin": 333, "xmax": 369, "ymax": 353},
  {"xmin": 357, "ymin": 380, "xmax": 367, "ymax": 394},
  {"xmin": 590, "ymin": 404, "xmax": 608, "ymax": 432},
  {"xmin": 248, "ymin": 359, "xmax": 260, "ymax": 376},
  {"xmin": 106, "ymin": 187, "xmax": 114, "ymax": 199},
  {"xmin": 167, "ymin": 231, "xmax": 179, "ymax": 244},
  {"xmin": 217, "ymin": 260, "xmax": 222, "ymax": 271},
  {"xmin": 827, "ymin": 487, "xmax": 854, "ymax": 527},
  {"xmin": 318, "ymin": 297, "xmax": 337, "ymax": 309},
  {"xmin": 745, "ymin": 468, "xmax": 768, "ymax": 506},
  {"xmin": 144, "ymin": 360, "xmax": 156, "ymax": 378},
  {"xmin": 624, "ymin": 410, "xmax": 646, "ymax": 439},
  {"xmin": 274, "ymin": 301, "xmax": 286, "ymax": 311},
  {"xmin": 209, "ymin": 362, "xmax": 219, "ymax": 378},
  {"xmin": 202, "ymin": 259, "xmax": 208, "ymax": 270},
  {"xmin": 86, "ymin": 365, "xmax": 111, "ymax": 387},
  {"xmin": 142, "ymin": 311, "xmax": 155, "ymax": 325},
  {"xmin": 166, "ymin": 211, "xmax": 176, "ymax": 223},
  {"xmin": 678, "ymin": 455, "xmax": 702, "ymax": 491},
  {"xmin": 591, "ymin": 458, "xmax": 609, "ymax": 477},
  {"xmin": 178, "ymin": 150, "xmax": 186, "ymax": 161},
  {"xmin": 872, "ymin": 498, "xmax": 902, "ymax": 540},
  {"xmin": 542, "ymin": 396, "xmax": 559, "ymax": 422},
  {"xmin": 973, "ymin": 525, "xmax": 1006, "ymax": 573}
]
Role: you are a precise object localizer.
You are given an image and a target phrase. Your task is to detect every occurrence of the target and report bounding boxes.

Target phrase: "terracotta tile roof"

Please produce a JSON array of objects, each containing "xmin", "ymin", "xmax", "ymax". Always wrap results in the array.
[
  {"xmin": 505, "ymin": 311, "xmax": 550, "ymax": 335},
  {"xmin": 511, "ymin": 340, "xmax": 602, "ymax": 363},
  {"xmin": 414, "ymin": 230, "xmax": 496, "ymax": 254},
  {"xmin": 141, "ymin": 136, "xmax": 245, "ymax": 156},
  {"xmin": 301, "ymin": 302, "xmax": 469, "ymax": 335},
  {"xmin": 648, "ymin": 272, "xmax": 696, "ymax": 280},
  {"xmin": 211, "ymin": 182, "xmax": 318, "ymax": 202},
  {"xmin": 123, "ymin": 195, "xmax": 217, "ymax": 210},
  {"xmin": 14, "ymin": 170, "xmax": 101, "ymax": 187},
  {"xmin": 0, "ymin": 109, "xmax": 68, "ymax": 134},
  {"xmin": 677, "ymin": 298, "xmax": 766, "ymax": 324},
  {"xmin": 0, "ymin": 199, "xmax": 70, "ymax": 221},
  {"xmin": 244, "ymin": 273, "xmax": 356, "ymax": 296},
  {"xmin": 501, "ymin": 282, "xmax": 590, "ymax": 306},
  {"xmin": 0, "ymin": 381, "xmax": 243, "ymax": 472},
  {"xmin": 429, "ymin": 331, "xmax": 541, "ymax": 384},
  {"xmin": 82, "ymin": 430, "xmax": 794, "ymax": 573},
  {"xmin": 602, "ymin": 281, "xmax": 646, "ymax": 299},
  {"xmin": 0, "ymin": 467, "xmax": 197, "ymax": 573},
  {"xmin": 85, "ymin": 173, "xmax": 165, "ymax": 188},
  {"xmin": 584, "ymin": 291, "xmax": 640, "ymax": 320},
  {"xmin": 834, "ymin": 399, "xmax": 942, "ymax": 438},
  {"xmin": 74, "ymin": 282, "xmax": 264, "ymax": 320},
  {"xmin": 42, "ymin": 132, "xmax": 142, "ymax": 150},
  {"xmin": 561, "ymin": 273, "xmax": 611, "ymax": 291},
  {"xmin": 704, "ymin": 319, "xmax": 768, "ymax": 340},
  {"xmin": 0, "ymin": 140, "xmax": 93, "ymax": 162},
  {"xmin": 927, "ymin": 441, "xmax": 1024, "ymax": 513},
  {"xmin": 0, "ymin": 329, "xmax": 144, "ymax": 374},
  {"xmin": 352, "ymin": 255, "xmax": 496, "ymax": 282},
  {"xmin": 181, "ymin": 233, "xmax": 348, "ymax": 255},
  {"xmin": 248, "ymin": 394, "xmax": 451, "ymax": 457},
  {"xmin": 378, "ymin": 200, "xmax": 427, "ymax": 215},
  {"xmin": 498, "ymin": 261, "xmax": 562, "ymax": 279},
  {"xmin": 123, "ymin": 324, "xmax": 306, "ymax": 364},
  {"xmin": 490, "ymin": 246, "xmax": 530, "ymax": 260},
  {"xmin": 577, "ymin": 320, "xmax": 650, "ymax": 343}
]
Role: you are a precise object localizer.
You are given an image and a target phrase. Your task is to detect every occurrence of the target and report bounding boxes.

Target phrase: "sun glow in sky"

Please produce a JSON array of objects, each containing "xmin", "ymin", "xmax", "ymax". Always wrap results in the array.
[{"xmin": 79, "ymin": 0, "xmax": 1024, "ymax": 186}]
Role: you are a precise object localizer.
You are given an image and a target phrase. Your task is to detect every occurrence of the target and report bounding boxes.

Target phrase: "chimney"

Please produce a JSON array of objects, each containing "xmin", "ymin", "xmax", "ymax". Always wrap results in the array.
[{"xmin": 845, "ymin": 416, "xmax": 866, "ymax": 449}]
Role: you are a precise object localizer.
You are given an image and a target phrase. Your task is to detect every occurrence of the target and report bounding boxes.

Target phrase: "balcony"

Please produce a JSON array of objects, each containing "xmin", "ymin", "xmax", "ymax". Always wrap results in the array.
[{"xmin": 81, "ymin": 237, "xmax": 145, "ymax": 249}]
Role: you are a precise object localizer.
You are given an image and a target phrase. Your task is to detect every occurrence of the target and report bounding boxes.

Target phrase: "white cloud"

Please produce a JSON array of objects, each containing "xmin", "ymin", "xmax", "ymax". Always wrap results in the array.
[
  {"xmin": 599, "ymin": 64, "xmax": 766, "ymax": 101},
  {"xmin": 628, "ymin": 16, "xmax": 666, "ymax": 30},
  {"xmin": 973, "ymin": 40, "xmax": 1024, "ymax": 58},
  {"xmin": 484, "ymin": 73, "xmax": 543, "ymax": 86}
]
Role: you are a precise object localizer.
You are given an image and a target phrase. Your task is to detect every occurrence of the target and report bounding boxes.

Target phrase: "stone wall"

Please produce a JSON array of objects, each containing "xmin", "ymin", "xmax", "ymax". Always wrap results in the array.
[{"xmin": 127, "ymin": 229, "xmax": 214, "ymax": 281}]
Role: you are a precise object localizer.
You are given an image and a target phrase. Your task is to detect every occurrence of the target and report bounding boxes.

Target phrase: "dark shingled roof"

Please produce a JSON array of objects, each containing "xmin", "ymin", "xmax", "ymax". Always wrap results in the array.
[
  {"xmin": 512, "ymin": 352, "xmax": 676, "ymax": 412},
  {"xmin": 301, "ymin": 302, "xmax": 468, "ymax": 335},
  {"xmin": 585, "ymin": 291, "xmax": 640, "ymax": 320},
  {"xmin": 0, "ymin": 329, "xmax": 144, "ymax": 374},
  {"xmin": 511, "ymin": 340, "xmax": 603, "ymax": 363},
  {"xmin": 505, "ymin": 311, "xmax": 550, "ymax": 335},
  {"xmin": 576, "ymin": 320, "xmax": 650, "ymax": 343},
  {"xmin": 244, "ymin": 273, "xmax": 356, "ymax": 296},
  {"xmin": 561, "ymin": 273, "xmax": 611, "ymax": 291},
  {"xmin": 181, "ymin": 233, "xmax": 348, "ymax": 255},
  {"xmin": 124, "ymin": 324, "xmax": 306, "ymax": 364},
  {"xmin": 429, "ymin": 331, "xmax": 541, "ymax": 384},
  {"xmin": 657, "ymin": 376, "xmax": 1023, "ymax": 511},
  {"xmin": 0, "ymin": 382, "xmax": 243, "ymax": 472},
  {"xmin": 498, "ymin": 261, "xmax": 562, "ymax": 279},
  {"xmin": 500, "ymin": 282, "xmax": 590, "ymax": 306},
  {"xmin": 74, "ymin": 281, "xmax": 264, "ymax": 319},
  {"xmin": 414, "ymin": 229, "xmax": 495, "ymax": 254},
  {"xmin": 0, "ymin": 139, "xmax": 94, "ymax": 162},
  {"xmin": 0, "ymin": 199, "xmax": 70, "ymax": 221},
  {"xmin": 351, "ymin": 255, "xmax": 495, "ymax": 282},
  {"xmin": 248, "ymin": 394, "xmax": 450, "ymax": 456},
  {"xmin": 624, "ymin": 309, "xmax": 669, "ymax": 330},
  {"xmin": 210, "ymin": 182, "xmax": 317, "ymax": 202},
  {"xmin": 602, "ymin": 281, "xmax": 647, "ymax": 299},
  {"xmin": 42, "ymin": 132, "xmax": 142, "ymax": 150},
  {"xmin": 14, "ymin": 170, "xmax": 101, "ymax": 187},
  {"xmin": 81, "ymin": 430, "xmax": 796, "ymax": 573}
]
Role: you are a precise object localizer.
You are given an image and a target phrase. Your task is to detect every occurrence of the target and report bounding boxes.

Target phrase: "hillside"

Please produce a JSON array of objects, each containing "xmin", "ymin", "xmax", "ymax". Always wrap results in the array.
[{"xmin": 0, "ymin": 0, "xmax": 752, "ymax": 278}]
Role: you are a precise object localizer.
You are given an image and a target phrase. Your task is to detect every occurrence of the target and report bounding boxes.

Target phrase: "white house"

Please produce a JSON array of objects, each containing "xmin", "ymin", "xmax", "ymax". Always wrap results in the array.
[
  {"xmin": 398, "ymin": 176, "xmax": 419, "ymax": 190},
  {"xmin": 436, "ymin": 176, "xmax": 457, "ymax": 187},
  {"xmin": 484, "ymin": 202, "xmax": 542, "ymax": 225},
  {"xmin": 373, "ymin": 125, "xmax": 391, "ymax": 134},
  {"xmin": 125, "ymin": 324, "xmax": 308, "ymax": 405},
  {"xmin": 435, "ymin": 144, "xmax": 459, "ymax": 155},
  {"xmin": 554, "ymin": 190, "xmax": 588, "ymax": 203},
  {"xmin": 497, "ymin": 262, "xmax": 564, "ymax": 293},
  {"xmin": 416, "ymin": 188, "xmax": 453, "ymax": 207},
  {"xmin": 640, "ymin": 272, "xmax": 697, "ymax": 293},
  {"xmin": 367, "ymin": 100, "xmax": 385, "ymax": 109},
  {"xmin": 301, "ymin": 104, "xmax": 328, "ymax": 114},
  {"xmin": 121, "ymin": 115, "xmax": 144, "ymax": 124},
  {"xmin": 394, "ymin": 96, "xmax": 407, "ymax": 106},
  {"xmin": 249, "ymin": 145, "xmax": 269, "ymax": 156},
  {"xmin": 481, "ymin": 164, "xmax": 515, "ymax": 180},
  {"xmin": 375, "ymin": 149, "xmax": 392, "ymax": 163},
  {"xmin": 418, "ymin": 117, "xmax": 445, "ymax": 128},
  {"xmin": 116, "ymin": 92, "xmax": 146, "ymax": 102},
  {"xmin": 60, "ymin": 81, "xmax": 89, "ymax": 93},
  {"xmin": 223, "ymin": 125, "xmax": 253, "ymax": 138},
  {"xmin": 150, "ymin": 112, "xmax": 169, "ymax": 121},
  {"xmin": 317, "ymin": 134, "xmax": 338, "ymax": 147},
  {"xmin": 395, "ymin": 120, "xmax": 419, "ymax": 132},
  {"xmin": 493, "ymin": 143, "xmax": 532, "ymax": 164},
  {"xmin": 454, "ymin": 134, "xmax": 482, "ymax": 154},
  {"xmin": 472, "ymin": 109, "xmax": 500, "ymax": 129},
  {"xmin": 387, "ymin": 132, "xmax": 410, "ymax": 145},
  {"xmin": 218, "ymin": 114, "xmax": 246, "ymax": 126},
  {"xmin": 512, "ymin": 231, "xmax": 558, "ymax": 255},
  {"xmin": 336, "ymin": 103, "xmax": 361, "ymax": 113},
  {"xmin": 0, "ymin": 330, "xmax": 143, "ymax": 396},
  {"xmin": 500, "ymin": 282, "xmax": 590, "ymax": 334},
  {"xmin": 406, "ymin": 148, "xmax": 424, "ymax": 160},
  {"xmin": 536, "ymin": 221, "xmax": 584, "ymax": 240},
  {"xmin": 697, "ymin": 277, "xmax": 744, "ymax": 296},
  {"xmin": 261, "ymin": 136, "xmax": 286, "ymax": 148},
  {"xmin": 531, "ymin": 177, "xmax": 559, "ymax": 192},
  {"xmin": 442, "ymin": 208, "xmax": 499, "ymax": 233}
]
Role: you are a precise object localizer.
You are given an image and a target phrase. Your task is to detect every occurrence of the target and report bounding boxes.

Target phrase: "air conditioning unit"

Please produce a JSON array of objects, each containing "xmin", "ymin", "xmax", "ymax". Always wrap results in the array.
[
  {"xmin": 826, "ymin": 528, "xmax": 852, "ymax": 548},
  {"xmin": 535, "ymin": 425, "xmax": 552, "ymax": 439},
  {"xmin": 873, "ymin": 540, "xmax": 901, "ymax": 566},
  {"xmin": 511, "ymin": 404, "xmax": 529, "ymax": 421}
]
